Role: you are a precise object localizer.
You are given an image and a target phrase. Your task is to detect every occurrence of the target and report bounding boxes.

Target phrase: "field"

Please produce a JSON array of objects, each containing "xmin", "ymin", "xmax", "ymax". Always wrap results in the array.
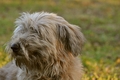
[{"xmin": 0, "ymin": 0, "xmax": 120, "ymax": 80}]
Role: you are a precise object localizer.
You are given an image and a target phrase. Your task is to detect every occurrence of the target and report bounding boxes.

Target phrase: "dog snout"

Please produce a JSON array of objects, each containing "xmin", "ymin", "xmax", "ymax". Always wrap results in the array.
[{"xmin": 11, "ymin": 43, "xmax": 20, "ymax": 52}]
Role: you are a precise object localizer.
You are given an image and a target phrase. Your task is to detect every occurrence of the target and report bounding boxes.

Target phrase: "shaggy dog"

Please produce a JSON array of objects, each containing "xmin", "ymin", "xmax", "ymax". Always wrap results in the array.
[{"xmin": 0, "ymin": 12, "xmax": 85, "ymax": 80}]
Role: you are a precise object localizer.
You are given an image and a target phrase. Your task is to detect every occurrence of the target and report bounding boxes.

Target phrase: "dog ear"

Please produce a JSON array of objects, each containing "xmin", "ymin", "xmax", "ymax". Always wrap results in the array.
[{"xmin": 56, "ymin": 23, "xmax": 85, "ymax": 56}]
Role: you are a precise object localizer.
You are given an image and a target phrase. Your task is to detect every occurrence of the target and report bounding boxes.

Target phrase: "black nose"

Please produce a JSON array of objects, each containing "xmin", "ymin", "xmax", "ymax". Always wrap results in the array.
[{"xmin": 11, "ymin": 43, "xmax": 20, "ymax": 52}]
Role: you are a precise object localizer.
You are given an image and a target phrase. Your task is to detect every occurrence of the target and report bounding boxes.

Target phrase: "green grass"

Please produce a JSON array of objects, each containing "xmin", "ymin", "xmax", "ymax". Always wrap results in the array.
[{"xmin": 0, "ymin": 0, "xmax": 120, "ymax": 80}]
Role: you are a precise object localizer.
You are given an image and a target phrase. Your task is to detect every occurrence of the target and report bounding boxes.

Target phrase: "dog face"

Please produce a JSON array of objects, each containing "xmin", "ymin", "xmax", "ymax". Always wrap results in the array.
[{"xmin": 6, "ymin": 12, "xmax": 85, "ymax": 70}]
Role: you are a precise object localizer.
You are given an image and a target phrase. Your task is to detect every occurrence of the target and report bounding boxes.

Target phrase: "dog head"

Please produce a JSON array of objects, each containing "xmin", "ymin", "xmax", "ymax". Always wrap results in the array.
[{"xmin": 6, "ymin": 12, "xmax": 85, "ymax": 71}]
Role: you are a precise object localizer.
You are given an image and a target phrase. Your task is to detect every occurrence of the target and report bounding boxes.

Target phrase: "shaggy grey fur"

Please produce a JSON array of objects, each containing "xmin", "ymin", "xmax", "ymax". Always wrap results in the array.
[{"xmin": 0, "ymin": 12, "xmax": 85, "ymax": 80}]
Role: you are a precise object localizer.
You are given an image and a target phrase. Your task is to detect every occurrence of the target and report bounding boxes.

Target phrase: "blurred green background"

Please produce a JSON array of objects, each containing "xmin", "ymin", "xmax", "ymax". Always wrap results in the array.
[{"xmin": 0, "ymin": 0, "xmax": 120, "ymax": 80}]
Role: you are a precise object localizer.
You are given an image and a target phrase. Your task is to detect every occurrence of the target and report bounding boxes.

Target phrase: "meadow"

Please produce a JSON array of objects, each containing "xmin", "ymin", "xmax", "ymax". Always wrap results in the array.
[{"xmin": 0, "ymin": 0, "xmax": 120, "ymax": 80}]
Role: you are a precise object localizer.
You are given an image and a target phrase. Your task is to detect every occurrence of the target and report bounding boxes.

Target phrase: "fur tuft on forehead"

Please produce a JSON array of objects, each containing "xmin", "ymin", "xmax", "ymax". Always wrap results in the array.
[
  {"xmin": 14, "ymin": 12, "xmax": 67, "ymax": 35},
  {"xmin": 15, "ymin": 12, "xmax": 60, "ymax": 29}
]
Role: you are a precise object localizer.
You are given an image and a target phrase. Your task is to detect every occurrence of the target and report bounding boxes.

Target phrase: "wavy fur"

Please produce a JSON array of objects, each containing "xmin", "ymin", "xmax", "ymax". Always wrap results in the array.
[{"xmin": 0, "ymin": 12, "xmax": 85, "ymax": 80}]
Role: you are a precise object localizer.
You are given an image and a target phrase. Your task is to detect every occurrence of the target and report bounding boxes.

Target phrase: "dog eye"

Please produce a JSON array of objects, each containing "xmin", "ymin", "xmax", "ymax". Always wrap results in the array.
[
  {"xmin": 30, "ymin": 27, "xmax": 38, "ymax": 33},
  {"xmin": 30, "ymin": 27, "xmax": 34, "ymax": 31},
  {"xmin": 30, "ymin": 27, "xmax": 34, "ymax": 30}
]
